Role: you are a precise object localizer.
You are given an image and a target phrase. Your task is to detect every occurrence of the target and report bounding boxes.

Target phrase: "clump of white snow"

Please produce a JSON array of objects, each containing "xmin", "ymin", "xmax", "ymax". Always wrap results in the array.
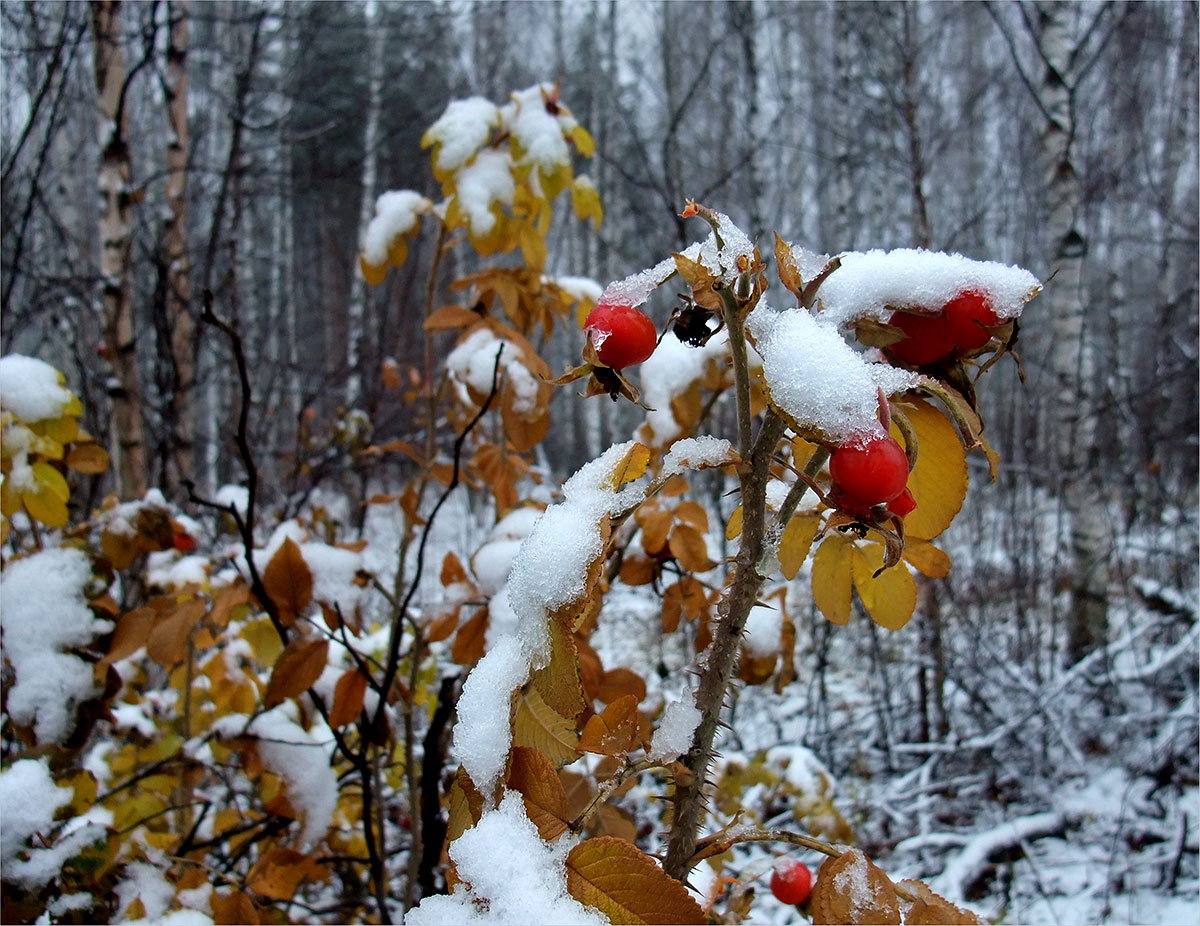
[
  {"xmin": 0, "ymin": 758, "xmax": 110, "ymax": 890},
  {"xmin": 0, "ymin": 354, "xmax": 76, "ymax": 422},
  {"xmin": 213, "ymin": 484, "xmax": 249, "ymax": 518},
  {"xmin": 247, "ymin": 705, "xmax": 338, "ymax": 851},
  {"xmin": 746, "ymin": 304, "xmax": 919, "ymax": 444},
  {"xmin": 502, "ymin": 84, "xmax": 572, "ymax": 172},
  {"xmin": 0, "ymin": 547, "xmax": 111, "ymax": 744},
  {"xmin": 743, "ymin": 604, "xmax": 783, "ymax": 659},
  {"xmin": 648, "ymin": 689, "xmax": 702, "ymax": 763},
  {"xmin": 445, "ymin": 327, "xmax": 539, "ymax": 415},
  {"xmin": 454, "ymin": 442, "xmax": 649, "ymax": 798},
  {"xmin": 660, "ymin": 435, "xmax": 736, "ymax": 480},
  {"xmin": 424, "ymin": 97, "xmax": 501, "ymax": 174},
  {"xmin": 547, "ymin": 274, "xmax": 604, "ymax": 305},
  {"xmin": 815, "ymin": 248, "xmax": 1041, "ymax": 328},
  {"xmin": 600, "ymin": 240, "xmax": 703, "ymax": 308},
  {"xmin": 405, "ymin": 792, "xmax": 607, "ymax": 925},
  {"xmin": 637, "ymin": 329, "xmax": 732, "ymax": 446},
  {"xmin": 361, "ymin": 190, "xmax": 432, "ymax": 265},
  {"xmin": 454, "ymin": 149, "xmax": 516, "ymax": 237}
]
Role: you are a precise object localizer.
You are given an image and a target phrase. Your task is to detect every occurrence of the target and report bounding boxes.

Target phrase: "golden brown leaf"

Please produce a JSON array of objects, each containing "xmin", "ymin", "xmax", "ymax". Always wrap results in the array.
[
  {"xmin": 100, "ymin": 606, "xmax": 157, "ymax": 666},
  {"xmin": 452, "ymin": 608, "xmax": 489, "ymax": 666},
  {"xmin": 597, "ymin": 667, "xmax": 647, "ymax": 705},
  {"xmin": 263, "ymin": 637, "xmax": 329, "ymax": 708},
  {"xmin": 578, "ymin": 694, "xmax": 641, "ymax": 756},
  {"xmin": 566, "ymin": 836, "xmax": 706, "ymax": 924},
  {"xmin": 328, "ymin": 667, "xmax": 368, "ymax": 727},
  {"xmin": 145, "ymin": 598, "xmax": 206, "ymax": 667},
  {"xmin": 246, "ymin": 847, "xmax": 325, "ymax": 902},
  {"xmin": 812, "ymin": 849, "xmax": 901, "ymax": 925},
  {"xmin": 898, "ymin": 880, "xmax": 983, "ymax": 925},
  {"xmin": 508, "ymin": 746, "xmax": 570, "ymax": 840},
  {"xmin": 263, "ymin": 538, "xmax": 313, "ymax": 625},
  {"xmin": 513, "ymin": 686, "xmax": 580, "ymax": 767},
  {"xmin": 668, "ymin": 524, "xmax": 715, "ymax": 572}
]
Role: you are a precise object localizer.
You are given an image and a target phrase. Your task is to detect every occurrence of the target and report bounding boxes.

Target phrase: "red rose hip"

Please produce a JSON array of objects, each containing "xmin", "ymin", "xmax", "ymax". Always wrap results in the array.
[
  {"xmin": 769, "ymin": 858, "xmax": 812, "ymax": 905},
  {"xmin": 886, "ymin": 310, "xmax": 956, "ymax": 366},
  {"xmin": 584, "ymin": 303, "xmax": 658, "ymax": 370},
  {"xmin": 944, "ymin": 290, "xmax": 999, "ymax": 351},
  {"xmin": 829, "ymin": 433, "xmax": 910, "ymax": 508}
]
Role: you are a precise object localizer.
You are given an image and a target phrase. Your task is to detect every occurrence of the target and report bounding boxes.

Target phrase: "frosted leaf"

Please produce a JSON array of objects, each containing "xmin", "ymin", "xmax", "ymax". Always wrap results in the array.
[
  {"xmin": 647, "ymin": 689, "xmax": 701, "ymax": 763},
  {"xmin": 746, "ymin": 305, "xmax": 919, "ymax": 444},
  {"xmin": 0, "ymin": 758, "xmax": 110, "ymax": 890},
  {"xmin": 0, "ymin": 548, "xmax": 111, "ymax": 744},
  {"xmin": 445, "ymin": 328, "xmax": 538, "ymax": 415},
  {"xmin": 660, "ymin": 435, "xmax": 736, "ymax": 480},
  {"xmin": 638, "ymin": 329, "xmax": 731, "ymax": 446},
  {"xmin": 425, "ymin": 97, "xmax": 500, "ymax": 174},
  {"xmin": 453, "ymin": 444, "xmax": 650, "ymax": 796},
  {"xmin": 547, "ymin": 274, "xmax": 604, "ymax": 304},
  {"xmin": 503, "ymin": 84, "xmax": 571, "ymax": 172},
  {"xmin": 743, "ymin": 604, "xmax": 782, "ymax": 659},
  {"xmin": 0, "ymin": 354, "xmax": 75, "ymax": 422},
  {"xmin": 248, "ymin": 706, "xmax": 337, "ymax": 851},
  {"xmin": 599, "ymin": 251, "xmax": 687, "ymax": 308},
  {"xmin": 705, "ymin": 210, "xmax": 756, "ymax": 284},
  {"xmin": 361, "ymin": 190, "xmax": 432, "ymax": 265},
  {"xmin": 406, "ymin": 793, "xmax": 607, "ymax": 925},
  {"xmin": 816, "ymin": 248, "xmax": 1041, "ymax": 327},
  {"xmin": 455, "ymin": 149, "xmax": 515, "ymax": 236}
]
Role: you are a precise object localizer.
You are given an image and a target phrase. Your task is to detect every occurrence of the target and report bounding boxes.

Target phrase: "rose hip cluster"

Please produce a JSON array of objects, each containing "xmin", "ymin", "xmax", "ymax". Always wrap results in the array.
[{"xmin": 886, "ymin": 290, "xmax": 1001, "ymax": 366}]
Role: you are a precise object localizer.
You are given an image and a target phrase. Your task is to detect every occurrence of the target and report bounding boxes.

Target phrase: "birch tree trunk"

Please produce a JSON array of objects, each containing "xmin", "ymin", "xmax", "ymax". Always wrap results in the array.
[
  {"xmin": 162, "ymin": 0, "xmax": 195, "ymax": 490},
  {"xmin": 346, "ymin": 0, "xmax": 383, "ymax": 406},
  {"xmin": 91, "ymin": 0, "xmax": 148, "ymax": 499},
  {"xmin": 1033, "ymin": 1, "xmax": 1111, "ymax": 664}
]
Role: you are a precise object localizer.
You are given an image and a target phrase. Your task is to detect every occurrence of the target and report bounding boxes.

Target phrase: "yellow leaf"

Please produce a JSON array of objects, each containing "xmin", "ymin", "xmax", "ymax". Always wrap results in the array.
[
  {"xmin": 779, "ymin": 514, "xmax": 820, "ymax": 580},
  {"xmin": 66, "ymin": 442, "xmax": 110, "ymax": 474},
  {"xmin": 32, "ymin": 461, "xmax": 69, "ymax": 501},
  {"xmin": 811, "ymin": 534, "xmax": 853, "ymax": 625},
  {"xmin": 565, "ymin": 836, "xmax": 706, "ymax": 925},
  {"xmin": 22, "ymin": 481, "xmax": 68, "ymax": 528},
  {"xmin": 570, "ymin": 125, "xmax": 596, "ymax": 158},
  {"xmin": 387, "ymin": 234, "xmax": 408, "ymax": 268},
  {"xmin": 605, "ymin": 443, "xmax": 651, "ymax": 489},
  {"xmin": 903, "ymin": 538, "xmax": 952, "ymax": 578},
  {"xmin": 518, "ymin": 222, "xmax": 548, "ymax": 270},
  {"xmin": 572, "ymin": 176, "xmax": 603, "ymax": 227},
  {"xmin": 359, "ymin": 255, "xmax": 387, "ymax": 286},
  {"xmin": 41, "ymin": 414, "xmax": 79, "ymax": 445},
  {"xmin": 851, "ymin": 544, "xmax": 917, "ymax": 631},
  {"xmin": 893, "ymin": 398, "xmax": 967, "ymax": 541}
]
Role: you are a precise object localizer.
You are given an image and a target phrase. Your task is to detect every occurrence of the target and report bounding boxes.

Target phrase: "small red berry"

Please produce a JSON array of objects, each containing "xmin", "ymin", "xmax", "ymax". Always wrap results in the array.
[
  {"xmin": 944, "ymin": 290, "xmax": 999, "ymax": 351},
  {"xmin": 886, "ymin": 310, "xmax": 955, "ymax": 366},
  {"xmin": 584, "ymin": 303, "xmax": 658, "ymax": 370},
  {"xmin": 172, "ymin": 531, "xmax": 196, "ymax": 553},
  {"xmin": 769, "ymin": 858, "xmax": 812, "ymax": 905},
  {"xmin": 887, "ymin": 486, "xmax": 918, "ymax": 518},
  {"xmin": 829, "ymin": 433, "xmax": 910, "ymax": 508}
]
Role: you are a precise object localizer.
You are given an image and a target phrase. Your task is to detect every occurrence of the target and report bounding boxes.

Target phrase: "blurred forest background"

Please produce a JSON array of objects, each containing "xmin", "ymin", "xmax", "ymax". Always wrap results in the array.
[{"xmin": 2, "ymin": 1, "xmax": 1198, "ymax": 918}]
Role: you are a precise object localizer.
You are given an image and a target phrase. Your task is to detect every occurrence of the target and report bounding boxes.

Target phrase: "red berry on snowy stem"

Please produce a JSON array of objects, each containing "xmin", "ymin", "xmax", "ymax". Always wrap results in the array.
[
  {"xmin": 829, "ymin": 433, "xmax": 910, "ymax": 509},
  {"xmin": 584, "ymin": 303, "xmax": 658, "ymax": 370}
]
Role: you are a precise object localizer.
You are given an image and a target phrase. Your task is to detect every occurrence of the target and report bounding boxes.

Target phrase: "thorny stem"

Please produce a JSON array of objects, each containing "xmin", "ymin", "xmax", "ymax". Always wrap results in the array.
[
  {"xmin": 569, "ymin": 757, "xmax": 661, "ymax": 833},
  {"xmin": 663, "ymin": 384, "xmax": 787, "ymax": 882}
]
